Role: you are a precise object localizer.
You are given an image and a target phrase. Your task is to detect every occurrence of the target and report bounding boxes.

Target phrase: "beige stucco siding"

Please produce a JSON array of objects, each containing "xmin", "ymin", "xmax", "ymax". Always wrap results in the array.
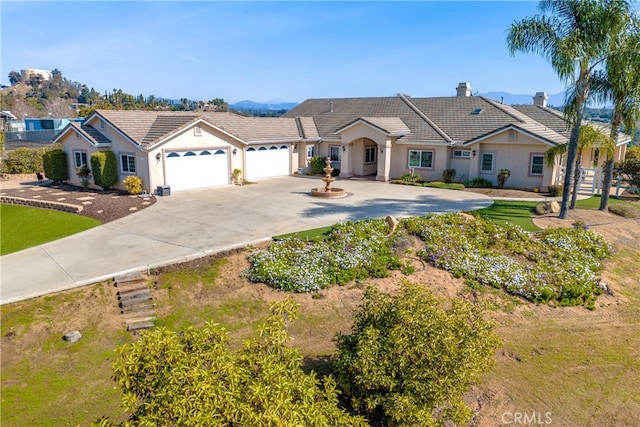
[
  {"xmin": 389, "ymin": 145, "xmax": 449, "ymax": 181},
  {"xmin": 472, "ymin": 142, "xmax": 548, "ymax": 189},
  {"xmin": 148, "ymin": 125, "xmax": 241, "ymax": 191},
  {"xmin": 61, "ymin": 130, "xmax": 149, "ymax": 192}
]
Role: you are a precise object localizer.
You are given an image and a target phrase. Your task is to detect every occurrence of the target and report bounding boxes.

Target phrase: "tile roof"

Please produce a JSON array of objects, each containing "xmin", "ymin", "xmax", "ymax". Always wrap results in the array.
[
  {"xmin": 283, "ymin": 97, "xmax": 447, "ymax": 142},
  {"xmin": 336, "ymin": 117, "xmax": 411, "ymax": 136},
  {"xmin": 200, "ymin": 113, "xmax": 302, "ymax": 143},
  {"xmin": 68, "ymin": 122, "xmax": 112, "ymax": 146}
]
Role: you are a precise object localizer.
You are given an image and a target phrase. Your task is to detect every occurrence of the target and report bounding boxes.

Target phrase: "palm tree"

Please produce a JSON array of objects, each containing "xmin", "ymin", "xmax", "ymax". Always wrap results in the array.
[
  {"xmin": 544, "ymin": 124, "xmax": 615, "ymax": 206},
  {"xmin": 592, "ymin": 15, "xmax": 640, "ymax": 211},
  {"xmin": 507, "ymin": 0, "xmax": 632, "ymax": 219}
]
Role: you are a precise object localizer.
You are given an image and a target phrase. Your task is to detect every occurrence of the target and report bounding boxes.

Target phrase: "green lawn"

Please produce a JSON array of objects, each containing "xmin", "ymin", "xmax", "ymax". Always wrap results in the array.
[
  {"xmin": 273, "ymin": 226, "xmax": 334, "ymax": 242},
  {"xmin": 472, "ymin": 196, "xmax": 640, "ymax": 232},
  {"xmin": 0, "ymin": 204, "xmax": 101, "ymax": 255},
  {"xmin": 472, "ymin": 200, "xmax": 540, "ymax": 231}
]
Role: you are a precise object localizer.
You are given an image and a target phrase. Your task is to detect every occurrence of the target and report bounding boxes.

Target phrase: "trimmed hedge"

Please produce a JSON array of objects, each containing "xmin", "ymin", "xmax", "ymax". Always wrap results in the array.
[
  {"xmin": 1, "ymin": 147, "xmax": 44, "ymax": 174},
  {"xmin": 42, "ymin": 149, "xmax": 68, "ymax": 182},
  {"xmin": 91, "ymin": 150, "xmax": 118, "ymax": 189}
]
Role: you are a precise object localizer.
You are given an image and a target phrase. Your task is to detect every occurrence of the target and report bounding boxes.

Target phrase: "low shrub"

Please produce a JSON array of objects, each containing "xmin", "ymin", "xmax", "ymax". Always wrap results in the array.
[
  {"xmin": 76, "ymin": 164, "xmax": 92, "ymax": 189},
  {"xmin": 442, "ymin": 168, "xmax": 456, "ymax": 183},
  {"xmin": 309, "ymin": 156, "xmax": 327, "ymax": 174},
  {"xmin": 122, "ymin": 175, "xmax": 143, "ymax": 195},
  {"xmin": 548, "ymin": 184, "xmax": 563, "ymax": 197},
  {"xmin": 1, "ymin": 147, "xmax": 44, "ymax": 174},
  {"xmin": 464, "ymin": 177, "xmax": 493, "ymax": 188},
  {"xmin": 398, "ymin": 173, "xmax": 423, "ymax": 183},
  {"xmin": 608, "ymin": 204, "xmax": 640, "ymax": 218}
]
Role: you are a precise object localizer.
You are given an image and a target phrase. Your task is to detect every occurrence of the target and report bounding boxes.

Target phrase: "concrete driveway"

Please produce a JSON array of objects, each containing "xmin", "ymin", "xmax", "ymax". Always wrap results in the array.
[{"xmin": 0, "ymin": 176, "xmax": 492, "ymax": 305}]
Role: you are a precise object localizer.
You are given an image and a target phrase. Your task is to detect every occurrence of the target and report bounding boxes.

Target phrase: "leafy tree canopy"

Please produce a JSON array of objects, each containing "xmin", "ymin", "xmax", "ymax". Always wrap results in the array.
[
  {"xmin": 334, "ymin": 282, "xmax": 500, "ymax": 427},
  {"xmin": 94, "ymin": 299, "xmax": 365, "ymax": 427}
]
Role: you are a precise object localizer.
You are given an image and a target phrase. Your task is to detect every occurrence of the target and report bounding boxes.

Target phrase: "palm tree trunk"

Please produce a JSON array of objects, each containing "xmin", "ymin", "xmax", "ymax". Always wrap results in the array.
[
  {"xmin": 570, "ymin": 154, "xmax": 582, "ymax": 209},
  {"xmin": 599, "ymin": 158, "xmax": 615, "ymax": 210},
  {"xmin": 600, "ymin": 115, "xmax": 621, "ymax": 211},
  {"xmin": 560, "ymin": 71, "xmax": 589, "ymax": 220}
]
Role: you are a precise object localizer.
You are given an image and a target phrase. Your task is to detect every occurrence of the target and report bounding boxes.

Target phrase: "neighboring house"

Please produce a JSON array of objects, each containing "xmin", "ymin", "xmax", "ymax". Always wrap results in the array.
[
  {"xmin": 54, "ymin": 82, "xmax": 630, "ymax": 194},
  {"xmin": 1, "ymin": 110, "xmax": 17, "ymax": 132}
]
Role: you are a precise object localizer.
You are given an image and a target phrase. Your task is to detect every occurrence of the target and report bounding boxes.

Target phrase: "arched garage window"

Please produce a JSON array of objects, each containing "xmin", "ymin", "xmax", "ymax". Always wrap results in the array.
[{"xmin": 167, "ymin": 152, "xmax": 180, "ymax": 158}]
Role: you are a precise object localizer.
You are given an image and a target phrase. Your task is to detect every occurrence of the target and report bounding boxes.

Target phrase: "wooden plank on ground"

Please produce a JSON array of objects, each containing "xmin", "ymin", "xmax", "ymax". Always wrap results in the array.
[
  {"xmin": 118, "ymin": 289, "xmax": 151, "ymax": 300},
  {"xmin": 127, "ymin": 322, "xmax": 154, "ymax": 331},
  {"xmin": 119, "ymin": 295, "xmax": 152, "ymax": 308},
  {"xmin": 122, "ymin": 303, "xmax": 156, "ymax": 314}
]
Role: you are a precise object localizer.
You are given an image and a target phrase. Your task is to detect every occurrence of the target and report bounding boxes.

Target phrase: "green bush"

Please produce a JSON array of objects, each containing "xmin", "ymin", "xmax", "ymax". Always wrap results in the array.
[
  {"xmin": 334, "ymin": 282, "xmax": 500, "ymax": 426},
  {"xmin": 100, "ymin": 299, "xmax": 365, "ymax": 426},
  {"xmin": 464, "ymin": 177, "xmax": 493, "ymax": 188},
  {"xmin": 548, "ymin": 184, "xmax": 563, "ymax": 197},
  {"xmin": 90, "ymin": 150, "xmax": 118, "ymax": 190},
  {"xmin": 1, "ymin": 147, "xmax": 44, "ymax": 174},
  {"xmin": 614, "ymin": 158, "xmax": 640, "ymax": 192},
  {"xmin": 442, "ymin": 168, "xmax": 456, "ymax": 183},
  {"xmin": 398, "ymin": 172, "xmax": 423, "ymax": 183},
  {"xmin": 310, "ymin": 156, "xmax": 327, "ymax": 174},
  {"xmin": 42, "ymin": 149, "xmax": 68, "ymax": 182}
]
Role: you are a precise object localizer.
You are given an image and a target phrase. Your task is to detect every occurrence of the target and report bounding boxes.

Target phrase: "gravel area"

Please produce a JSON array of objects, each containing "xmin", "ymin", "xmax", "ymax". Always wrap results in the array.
[{"xmin": 0, "ymin": 180, "xmax": 156, "ymax": 223}]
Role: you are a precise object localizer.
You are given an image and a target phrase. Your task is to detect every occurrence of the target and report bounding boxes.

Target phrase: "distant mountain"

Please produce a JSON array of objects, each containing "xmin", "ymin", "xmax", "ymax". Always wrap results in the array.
[
  {"xmin": 231, "ymin": 100, "xmax": 298, "ymax": 112},
  {"xmin": 479, "ymin": 91, "xmax": 566, "ymax": 107}
]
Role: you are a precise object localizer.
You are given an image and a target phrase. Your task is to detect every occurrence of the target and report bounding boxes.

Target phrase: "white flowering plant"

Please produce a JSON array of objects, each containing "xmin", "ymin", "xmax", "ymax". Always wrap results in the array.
[{"xmin": 245, "ymin": 219, "xmax": 400, "ymax": 292}]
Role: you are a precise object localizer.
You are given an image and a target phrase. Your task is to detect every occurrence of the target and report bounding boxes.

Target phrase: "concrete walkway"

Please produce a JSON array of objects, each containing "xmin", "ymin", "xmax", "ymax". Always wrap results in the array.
[{"xmin": 1, "ymin": 176, "xmax": 492, "ymax": 305}]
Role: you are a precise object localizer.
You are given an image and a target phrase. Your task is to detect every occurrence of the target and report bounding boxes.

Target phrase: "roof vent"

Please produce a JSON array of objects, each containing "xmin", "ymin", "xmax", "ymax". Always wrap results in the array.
[
  {"xmin": 456, "ymin": 82, "xmax": 472, "ymax": 97},
  {"xmin": 330, "ymin": 102, "xmax": 334, "ymax": 113}
]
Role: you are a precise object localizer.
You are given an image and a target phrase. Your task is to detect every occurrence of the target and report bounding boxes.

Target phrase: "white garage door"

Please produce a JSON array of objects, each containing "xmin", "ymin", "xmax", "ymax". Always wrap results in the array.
[
  {"xmin": 164, "ymin": 149, "xmax": 229, "ymax": 191},
  {"xmin": 246, "ymin": 145, "xmax": 290, "ymax": 180}
]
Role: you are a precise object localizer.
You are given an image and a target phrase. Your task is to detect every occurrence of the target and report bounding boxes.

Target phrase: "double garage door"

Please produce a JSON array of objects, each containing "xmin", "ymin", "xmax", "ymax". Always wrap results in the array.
[
  {"xmin": 246, "ymin": 145, "xmax": 290, "ymax": 180},
  {"xmin": 164, "ymin": 149, "xmax": 229, "ymax": 191}
]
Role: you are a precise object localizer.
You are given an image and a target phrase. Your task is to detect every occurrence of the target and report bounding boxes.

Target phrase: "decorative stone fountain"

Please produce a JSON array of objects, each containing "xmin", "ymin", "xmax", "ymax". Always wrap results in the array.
[{"xmin": 310, "ymin": 157, "xmax": 347, "ymax": 198}]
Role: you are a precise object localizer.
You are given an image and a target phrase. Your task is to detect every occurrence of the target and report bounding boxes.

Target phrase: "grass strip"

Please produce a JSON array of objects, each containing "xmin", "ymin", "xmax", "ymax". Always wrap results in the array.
[{"xmin": 0, "ymin": 204, "xmax": 101, "ymax": 255}]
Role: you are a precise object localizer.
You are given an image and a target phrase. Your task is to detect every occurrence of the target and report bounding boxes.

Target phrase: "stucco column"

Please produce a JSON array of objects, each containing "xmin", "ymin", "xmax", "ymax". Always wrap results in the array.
[
  {"xmin": 376, "ymin": 139, "xmax": 392, "ymax": 181},
  {"xmin": 340, "ymin": 143, "xmax": 354, "ymax": 178}
]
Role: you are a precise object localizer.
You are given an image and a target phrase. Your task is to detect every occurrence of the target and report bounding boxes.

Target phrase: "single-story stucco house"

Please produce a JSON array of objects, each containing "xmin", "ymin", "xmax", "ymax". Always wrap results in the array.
[{"xmin": 54, "ymin": 82, "xmax": 630, "ymax": 194}]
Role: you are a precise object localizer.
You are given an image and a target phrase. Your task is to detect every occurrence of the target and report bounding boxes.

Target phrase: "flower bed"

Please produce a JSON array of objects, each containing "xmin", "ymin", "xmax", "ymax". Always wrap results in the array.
[
  {"xmin": 245, "ymin": 219, "xmax": 400, "ymax": 292},
  {"xmin": 404, "ymin": 213, "xmax": 610, "ymax": 308},
  {"xmin": 246, "ymin": 213, "xmax": 610, "ymax": 308}
]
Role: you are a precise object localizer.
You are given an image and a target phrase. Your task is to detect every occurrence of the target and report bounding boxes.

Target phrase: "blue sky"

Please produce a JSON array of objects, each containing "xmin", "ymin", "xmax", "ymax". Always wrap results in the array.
[{"xmin": 2, "ymin": 1, "xmax": 572, "ymax": 104}]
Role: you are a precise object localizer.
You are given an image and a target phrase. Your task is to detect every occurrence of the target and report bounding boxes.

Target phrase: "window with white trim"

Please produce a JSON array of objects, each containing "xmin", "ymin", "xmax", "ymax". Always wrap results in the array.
[
  {"xmin": 452, "ymin": 149, "xmax": 471, "ymax": 158},
  {"xmin": 481, "ymin": 153, "xmax": 494, "ymax": 172},
  {"xmin": 121, "ymin": 154, "xmax": 136, "ymax": 173},
  {"xmin": 307, "ymin": 146, "xmax": 315, "ymax": 158},
  {"xmin": 530, "ymin": 154, "xmax": 544, "ymax": 175},
  {"xmin": 193, "ymin": 125, "xmax": 202, "ymax": 136},
  {"xmin": 408, "ymin": 150, "xmax": 433, "ymax": 168},
  {"xmin": 329, "ymin": 146, "xmax": 341, "ymax": 162},
  {"xmin": 365, "ymin": 146, "xmax": 376, "ymax": 163},
  {"xmin": 74, "ymin": 151, "xmax": 88, "ymax": 168}
]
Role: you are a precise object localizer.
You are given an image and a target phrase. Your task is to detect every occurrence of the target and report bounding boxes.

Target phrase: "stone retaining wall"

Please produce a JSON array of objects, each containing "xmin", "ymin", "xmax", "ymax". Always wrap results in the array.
[{"xmin": 0, "ymin": 196, "xmax": 83, "ymax": 213}]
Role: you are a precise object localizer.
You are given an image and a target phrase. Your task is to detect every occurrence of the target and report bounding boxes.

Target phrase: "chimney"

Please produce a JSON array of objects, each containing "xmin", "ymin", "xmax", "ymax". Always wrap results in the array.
[
  {"xmin": 456, "ymin": 82, "xmax": 472, "ymax": 97},
  {"xmin": 533, "ymin": 92, "xmax": 548, "ymax": 107}
]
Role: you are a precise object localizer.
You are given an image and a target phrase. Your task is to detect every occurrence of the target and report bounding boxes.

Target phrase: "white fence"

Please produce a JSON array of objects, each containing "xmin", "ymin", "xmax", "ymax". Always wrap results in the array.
[{"xmin": 557, "ymin": 166, "xmax": 636, "ymax": 197}]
